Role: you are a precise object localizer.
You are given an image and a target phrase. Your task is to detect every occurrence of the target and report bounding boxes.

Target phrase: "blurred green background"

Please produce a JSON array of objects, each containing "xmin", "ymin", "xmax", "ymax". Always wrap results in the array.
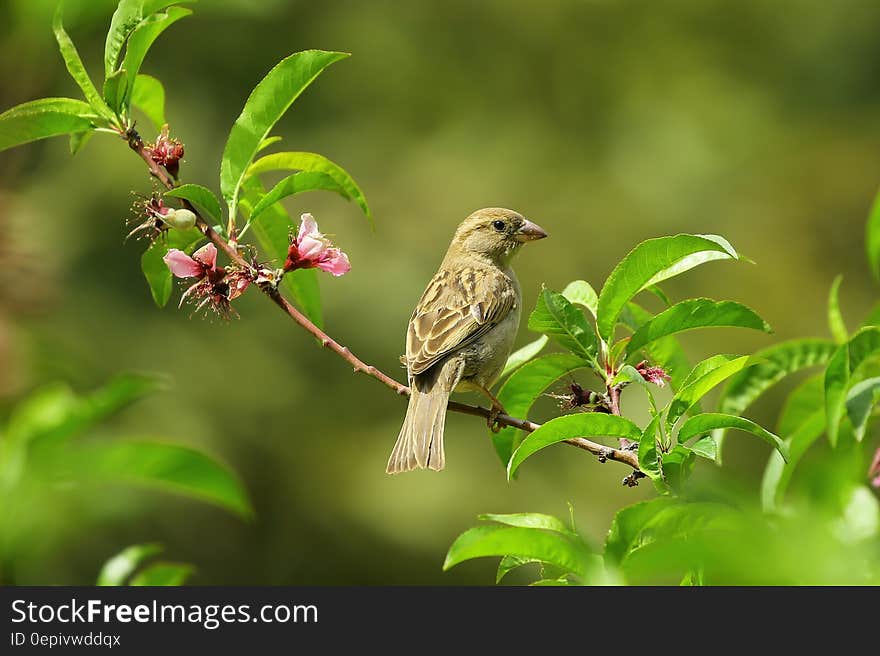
[{"xmin": 2, "ymin": 0, "xmax": 880, "ymax": 584}]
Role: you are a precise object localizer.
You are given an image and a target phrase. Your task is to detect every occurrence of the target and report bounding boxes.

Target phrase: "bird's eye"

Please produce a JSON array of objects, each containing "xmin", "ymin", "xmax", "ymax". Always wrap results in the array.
[{"xmin": 492, "ymin": 220, "xmax": 506, "ymax": 232}]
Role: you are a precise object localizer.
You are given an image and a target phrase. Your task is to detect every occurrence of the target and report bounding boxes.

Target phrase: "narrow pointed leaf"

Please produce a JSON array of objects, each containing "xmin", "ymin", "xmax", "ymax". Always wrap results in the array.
[
  {"xmin": 120, "ymin": 7, "xmax": 191, "ymax": 107},
  {"xmin": 561, "ymin": 280, "xmax": 598, "ymax": 318},
  {"xmin": 104, "ymin": 0, "xmax": 146, "ymax": 78},
  {"xmin": 103, "ymin": 70, "xmax": 127, "ymax": 114},
  {"xmin": 761, "ymin": 377, "xmax": 826, "ymax": 512},
  {"xmin": 248, "ymin": 151, "xmax": 370, "ymax": 221},
  {"xmin": 130, "ymin": 562, "xmax": 194, "ymax": 586},
  {"xmin": 867, "ymin": 187, "xmax": 880, "ymax": 281},
  {"xmin": 687, "ymin": 435, "xmax": 717, "ymax": 461},
  {"xmin": 666, "ymin": 356, "xmax": 755, "ymax": 432},
  {"xmin": 677, "ymin": 413, "xmax": 788, "ymax": 461},
  {"xmin": 491, "ymin": 353, "xmax": 590, "ymax": 466},
  {"xmin": 0, "ymin": 98, "xmax": 98, "ymax": 152},
  {"xmin": 825, "ymin": 327, "xmax": 880, "ymax": 446},
  {"xmin": 626, "ymin": 298, "xmax": 771, "ymax": 357},
  {"xmin": 508, "ymin": 413, "xmax": 641, "ymax": 478},
  {"xmin": 53, "ymin": 7, "xmax": 114, "ymax": 119},
  {"xmin": 638, "ymin": 415, "xmax": 662, "ymax": 481},
  {"xmin": 596, "ymin": 234, "xmax": 740, "ymax": 341},
  {"xmin": 130, "ymin": 73, "xmax": 166, "ymax": 131},
  {"xmin": 828, "ymin": 275, "xmax": 848, "ymax": 344},
  {"xmin": 69, "ymin": 130, "xmax": 93, "ymax": 155},
  {"xmin": 500, "ymin": 335, "xmax": 549, "ymax": 380},
  {"xmin": 165, "ymin": 184, "xmax": 222, "ymax": 223},
  {"xmin": 443, "ymin": 525, "xmax": 595, "ymax": 579},
  {"xmin": 714, "ymin": 338, "xmax": 836, "ymax": 462},
  {"xmin": 528, "ymin": 288, "xmax": 598, "ymax": 361},
  {"xmin": 97, "ymin": 543, "xmax": 163, "ymax": 585},
  {"xmin": 220, "ymin": 50, "xmax": 349, "ymax": 218},
  {"xmin": 478, "ymin": 512, "xmax": 577, "ymax": 536},
  {"xmin": 79, "ymin": 440, "xmax": 252, "ymax": 518},
  {"xmin": 620, "ymin": 302, "xmax": 692, "ymax": 388},
  {"xmin": 249, "ymin": 171, "xmax": 347, "ymax": 222},
  {"xmin": 845, "ymin": 377, "xmax": 880, "ymax": 441}
]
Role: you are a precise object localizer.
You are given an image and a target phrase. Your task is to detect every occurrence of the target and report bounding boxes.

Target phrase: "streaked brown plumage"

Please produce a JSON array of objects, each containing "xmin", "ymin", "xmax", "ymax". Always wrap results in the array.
[{"xmin": 387, "ymin": 208, "xmax": 547, "ymax": 474}]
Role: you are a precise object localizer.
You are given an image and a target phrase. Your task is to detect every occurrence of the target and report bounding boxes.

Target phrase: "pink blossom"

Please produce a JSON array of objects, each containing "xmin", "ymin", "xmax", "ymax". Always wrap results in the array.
[
  {"xmin": 163, "ymin": 243, "xmax": 217, "ymax": 278},
  {"xmin": 284, "ymin": 213, "xmax": 351, "ymax": 276},
  {"xmin": 870, "ymin": 448, "xmax": 880, "ymax": 489},
  {"xmin": 635, "ymin": 360, "xmax": 671, "ymax": 387},
  {"xmin": 162, "ymin": 243, "xmax": 251, "ymax": 319}
]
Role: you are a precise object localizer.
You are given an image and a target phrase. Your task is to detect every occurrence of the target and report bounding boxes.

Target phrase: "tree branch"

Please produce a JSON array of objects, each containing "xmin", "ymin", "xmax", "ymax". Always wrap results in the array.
[{"xmin": 123, "ymin": 128, "xmax": 642, "ymax": 476}]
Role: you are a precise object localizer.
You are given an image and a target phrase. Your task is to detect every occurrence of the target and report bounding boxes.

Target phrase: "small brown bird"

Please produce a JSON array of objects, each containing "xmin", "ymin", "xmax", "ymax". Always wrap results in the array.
[{"xmin": 387, "ymin": 208, "xmax": 547, "ymax": 474}]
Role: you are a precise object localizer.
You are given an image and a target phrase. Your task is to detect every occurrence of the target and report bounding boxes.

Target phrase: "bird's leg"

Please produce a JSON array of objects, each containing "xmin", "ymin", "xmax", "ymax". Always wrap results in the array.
[{"xmin": 473, "ymin": 384, "xmax": 507, "ymax": 433}]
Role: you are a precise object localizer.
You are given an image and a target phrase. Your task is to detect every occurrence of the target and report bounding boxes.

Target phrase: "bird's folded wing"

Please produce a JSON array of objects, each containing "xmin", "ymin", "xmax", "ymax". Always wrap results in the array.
[{"xmin": 406, "ymin": 266, "xmax": 516, "ymax": 375}]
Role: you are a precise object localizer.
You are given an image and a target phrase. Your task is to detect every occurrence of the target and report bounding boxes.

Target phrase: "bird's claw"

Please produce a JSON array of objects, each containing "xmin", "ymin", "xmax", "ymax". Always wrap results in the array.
[{"xmin": 487, "ymin": 404, "xmax": 505, "ymax": 433}]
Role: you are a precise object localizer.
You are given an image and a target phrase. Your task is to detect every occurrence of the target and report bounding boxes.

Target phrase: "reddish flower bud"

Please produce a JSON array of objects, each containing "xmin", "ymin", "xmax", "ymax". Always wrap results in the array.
[
  {"xmin": 635, "ymin": 360, "xmax": 671, "ymax": 387},
  {"xmin": 146, "ymin": 125, "xmax": 185, "ymax": 178}
]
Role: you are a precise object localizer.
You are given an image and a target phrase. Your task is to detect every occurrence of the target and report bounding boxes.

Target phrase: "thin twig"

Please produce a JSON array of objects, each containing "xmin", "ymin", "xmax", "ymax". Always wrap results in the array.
[{"xmin": 123, "ymin": 128, "xmax": 642, "ymax": 474}]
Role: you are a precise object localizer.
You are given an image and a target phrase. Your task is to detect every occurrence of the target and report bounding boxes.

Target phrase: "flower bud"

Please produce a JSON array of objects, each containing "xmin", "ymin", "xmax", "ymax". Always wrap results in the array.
[{"xmin": 160, "ymin": 208, "xmax": 197, "ymax": 231}]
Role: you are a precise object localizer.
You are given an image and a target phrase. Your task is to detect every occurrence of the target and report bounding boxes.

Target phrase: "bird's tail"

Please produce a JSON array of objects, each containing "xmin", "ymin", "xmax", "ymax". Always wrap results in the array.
[{"xmin": 386, "ymin": 365, "xmax": 459, "ymax": 474}]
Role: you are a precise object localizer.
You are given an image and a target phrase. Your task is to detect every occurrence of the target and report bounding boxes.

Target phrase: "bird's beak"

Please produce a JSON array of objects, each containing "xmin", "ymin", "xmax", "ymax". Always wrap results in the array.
[{"xmin": 516, "ymin": 219, "xmax": 548, "ymax": 242}]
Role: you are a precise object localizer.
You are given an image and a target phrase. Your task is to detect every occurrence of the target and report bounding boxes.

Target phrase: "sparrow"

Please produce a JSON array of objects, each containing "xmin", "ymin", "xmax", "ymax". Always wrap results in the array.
[{"xmin": 386, "ymin": 208, "xmax": 548, "ymax": 474}]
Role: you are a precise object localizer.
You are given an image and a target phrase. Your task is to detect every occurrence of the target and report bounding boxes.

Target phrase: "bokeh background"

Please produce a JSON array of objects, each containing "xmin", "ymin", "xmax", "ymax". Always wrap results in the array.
[{"xmin": 2, "ymin": 0, "xmax": 880, "ymax": 584}]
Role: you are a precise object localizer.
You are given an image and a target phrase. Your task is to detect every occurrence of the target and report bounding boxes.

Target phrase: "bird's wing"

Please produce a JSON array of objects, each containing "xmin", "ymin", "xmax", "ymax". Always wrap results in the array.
[{"xmin": 406, "ymin": 266, "xmax": 516, "ymax": 375}]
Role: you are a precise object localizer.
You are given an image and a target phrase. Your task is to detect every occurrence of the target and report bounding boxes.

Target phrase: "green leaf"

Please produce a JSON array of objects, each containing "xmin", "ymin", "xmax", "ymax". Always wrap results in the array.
[
  {"xmin": 761, "ymin": 376, "xmax": 825, "ymax": 512},
  {"xmin": 828, "ymin": 275, "xmax": 849, "ymax": 343},
  {"xmin": 130, "ymin": 73, "xmax": 166, "ymax": 131},
  {"xmin": 249, "ymin": 171, "xmax": 347, "ymax": 222},
  {"xmin": 69, "ymin": 130, "xmax": 93, "ymax": 155},
  {"xmin": 130, "ymin": 562, "xmax": 194, "ymax": 586},
  {"xmin": 666, "ymin": 355, "xmax": 756, "ymax": 433},
  {"xmin": 139, "ymin": 227, "xmax": 203, "ymax": 307},
  {"xmin": 605, "ymin": 497, "xmax": 680, "ymax": 564},
  {"xmin": 661, "ymin": 444, "xmax": 696, "ymax": 493},
  {"xmin": 103, "ymin": 70, "xmax": 127, "ymax": 114},
  {"xmin": 499, "ymin": 335, "xmax": 549, "ymax": 380},
  {"xmin": 97, "ymin": 543, "xmax": 163, "ymax": 586},
  {"xmin": 527, "ymin": 288, "xmax": 598, "ymax": 361},
  {"xmin": 248, "ymin": 151, "xmax": 371, "ymax": 221},
  {"xmin": 687, "ymin": 435, "xmax": 717, "ymax": 461},
  {"xmin": 104, "ymin": 0, "xmax": 146, "ymax": 78},
  {"xmin": 561, "ymin": 280, "xmax": 598, "ymax": 318},
  {"xmin": 867, "ymin": 187, "xmax": 880, "ymax": 281},
  {"xmin": 496, "ymin": 555, "xmax": 538, "ymax": 583},
  {"xmin": 677, "ymin": 413, "xmax": 788, "ymax": 461},
  {"xmin": 645, "ymin": 284, "xmax": 672, "ymax": 307},
  {"xmin": 0, "ymin": 98, "xmax": 98, "ymax": 152},
  {"xmin": 258, "ymin": 135, "xmax": 282, "ymax": 152},
  {"xmin": 596, "ymin": 234, "xmax": 740, "ymax": 341},
  {"xmin": 119, "ymin": 7, "xmax": 191, "ymax": 107},
  {"xmin": 240, "ymin": 177, "xmax": 322, "ymax": 327},
  {"xmin": 825, "ymin": 327, "xmax": 880, "ymax": 446},
  {"xmin": 220, "ymin": 50, "xmax": 349, "ymax": 219},
  {"xmin": 53, "ymin": 6, "xmax": 114, "ymax": 119},
  {"xmin": 165, "ymin": 184, "xmax": 222, "ymax": 223},
  {"xmin": 845, "ymin": 377, "xmax": 880, "ymax": 442},
  {"xmin": 713, "ymin": 338, "xmax": 836, "ymax": 462},
  {"xmin": 508, "ymin": 413, "xmax": 642, "ymax": 478},
  {"xmin": 637, "ymin": 415, "xmax": 662, "ymax": 481},
  {"xmin": 478, "ymin": 512, "xmax": 578, "ymax": 537},
  {"xmin": 80, "ymin": 439, "xmax": 252, "ymax": 518},
  {"xmin": 491, "ymin": 353, "xmax": 591, "ymax": 466},
  {"xmin": 443, "ymin": 525, "xmax": 595, "ymax": 580},
  {"xmin": 625, "ymin": 298, "xmax": 771, "ymax": 358}
]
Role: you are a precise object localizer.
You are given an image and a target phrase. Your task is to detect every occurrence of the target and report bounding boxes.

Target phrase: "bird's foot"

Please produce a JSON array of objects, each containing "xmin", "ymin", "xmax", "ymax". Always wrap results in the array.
[{"xmin": 487, "ymin": 403, "xmax": 506, "ymax": 433}]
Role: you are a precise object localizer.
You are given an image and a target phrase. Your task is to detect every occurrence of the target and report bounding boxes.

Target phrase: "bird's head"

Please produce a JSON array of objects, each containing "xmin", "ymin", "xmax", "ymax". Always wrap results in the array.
[{"xmin": 449, "ymin": 207, "xmax": 547, "ymax": 264}]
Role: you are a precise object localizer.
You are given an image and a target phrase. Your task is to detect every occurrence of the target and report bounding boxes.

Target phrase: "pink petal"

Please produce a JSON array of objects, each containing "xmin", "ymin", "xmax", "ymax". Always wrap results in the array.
[
  {"xmin": 298, "ymin": 233, "xmax": 327, "ymax": 260},
  {"xmin": 316, "ymin": 248, "xmax": 351, "ymax": 276},
  {"xmin": 192, "ymin": 243, "xmax": 218, "ymax": 270},
  {"xmin": 164, "ymin": 249, "xmax": 204, "ymax": 278},
  {"xmin": 298, "ymin": 213, "xmax": 319, "ymax": 241}
]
